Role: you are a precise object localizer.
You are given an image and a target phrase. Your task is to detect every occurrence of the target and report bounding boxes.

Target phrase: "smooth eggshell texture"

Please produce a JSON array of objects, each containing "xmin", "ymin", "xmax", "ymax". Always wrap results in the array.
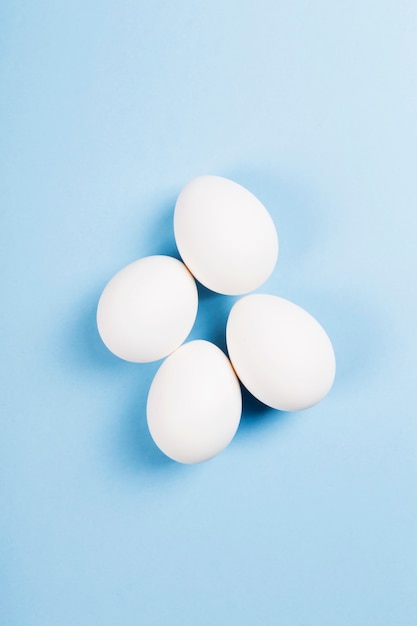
[
  {"xmin": 174, "ymin": 175, "xmax": 278, "ymax": 295},
  {"xmin": 97, "ymin": 255, "xmax": 198, "ymax": 363},
  {"xmin": 226, "ymin": 294, "xmax": 336, "ymax": 411},
  {"xmin": 147, "ymin": 340, "xmax": 242, "ymax": 464}
]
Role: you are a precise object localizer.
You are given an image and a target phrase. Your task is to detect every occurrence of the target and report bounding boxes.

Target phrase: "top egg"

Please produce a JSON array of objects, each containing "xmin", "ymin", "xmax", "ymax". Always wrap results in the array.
[{"xmin": 174, "ymin": 175, "xmax": 279, "ymax": 295}]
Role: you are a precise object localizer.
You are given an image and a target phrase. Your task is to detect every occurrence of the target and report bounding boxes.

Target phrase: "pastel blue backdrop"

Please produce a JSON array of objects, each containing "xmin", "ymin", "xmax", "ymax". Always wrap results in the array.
[{"xmin": 1, "ymin": 1, "xmax": 416, "ymax": 625}]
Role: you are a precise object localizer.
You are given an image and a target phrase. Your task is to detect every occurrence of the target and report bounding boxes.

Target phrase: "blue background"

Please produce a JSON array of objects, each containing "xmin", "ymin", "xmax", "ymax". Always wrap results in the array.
[{"xmin": 1, "ymin": 1, "xmax": 416, "ymax": 624}]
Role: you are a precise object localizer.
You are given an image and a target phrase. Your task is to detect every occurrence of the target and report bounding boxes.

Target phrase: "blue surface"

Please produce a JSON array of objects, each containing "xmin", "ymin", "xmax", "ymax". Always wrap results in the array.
[{"xmin": 1, "ymin": 1, "xmax": 417, "ymax": 624}]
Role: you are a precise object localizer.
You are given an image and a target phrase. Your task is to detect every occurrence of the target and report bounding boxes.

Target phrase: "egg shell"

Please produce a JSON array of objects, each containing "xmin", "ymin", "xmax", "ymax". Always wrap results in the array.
[
  {"xmin": 226, "ymin": 294, "xmax": 336, "ymax": 411},
  {"xmin": 97, "ymin": 255, "xmax": 198, "ymax": 363},
  {"xmin": 147, "ymin": 340, "xmax": 242, "ymax": 464},
  {"xmin": 174, "ymin": 175, "xmax": 279, "ymax": 295}
]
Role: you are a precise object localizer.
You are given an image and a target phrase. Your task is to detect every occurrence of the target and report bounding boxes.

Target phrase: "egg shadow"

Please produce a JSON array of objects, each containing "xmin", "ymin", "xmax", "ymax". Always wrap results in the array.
[
  {"xmin": 62, "ymin": 192, "xmax": 199, "ymax": 476},
  {"xmin": 128, "ymin": 191, "xmax": 181, "ymax": 261},
  {"xmin": 61, "ymin": 287, "xmax": 132, "ymax": 376},
  {"xmin": 236, "ymin": 384, "xmax": 290, "ymax": 441},
  {"xmin": 61, "ymin": 291, "xmax": 181, "ymax": 476},
  {"xmin": 188, "ymin": 283, "xmax": 237, "ymax": 353},
  {"xmin": 112, "ymin": 365, "xmax": 188, "ymax": 476},
  {"xmin": 64, "ymin": 187, "xmax": 184, "ymax": 373}
]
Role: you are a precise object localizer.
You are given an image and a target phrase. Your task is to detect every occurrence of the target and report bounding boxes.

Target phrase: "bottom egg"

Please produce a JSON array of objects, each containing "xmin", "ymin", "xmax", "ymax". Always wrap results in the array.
[
  {"xmin": 226, "ymin": 294, "xmax": 336, "ymax": 412},
  {"xmin": 147, "ymin": 340, "xmax": 242, "ymax": 464}
]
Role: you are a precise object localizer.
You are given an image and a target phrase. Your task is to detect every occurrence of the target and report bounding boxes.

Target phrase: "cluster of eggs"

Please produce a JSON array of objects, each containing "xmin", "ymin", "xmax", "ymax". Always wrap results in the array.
[{"xmin": 97, "ymin": 175, "xmax": 336, "ymax": 464}]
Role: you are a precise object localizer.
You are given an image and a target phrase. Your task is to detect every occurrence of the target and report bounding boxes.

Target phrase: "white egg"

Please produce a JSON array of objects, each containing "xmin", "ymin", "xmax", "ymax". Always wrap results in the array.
[
  {"xmin": 226, "ymin": 294, "xmax": 336, "ymax": 411},
  {"xmin": 147, "ymin": 340, "xmax": 242, "ymax": 463},
  {"xmin": 174, "ymin": 175, "xmax": 279, "ymax": 295},
  {"xmin": 97, "ymin": 255, "xmax": 198, "ymax": 363}
]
